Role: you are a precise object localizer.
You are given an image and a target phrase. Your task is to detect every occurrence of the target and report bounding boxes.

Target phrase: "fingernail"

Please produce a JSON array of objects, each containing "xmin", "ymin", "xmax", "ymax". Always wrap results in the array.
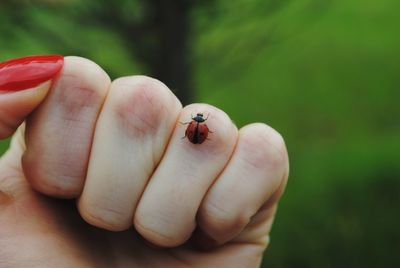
[{"xmin": 0, "ymin": 55, "xmax": 64, "ymax": 92}]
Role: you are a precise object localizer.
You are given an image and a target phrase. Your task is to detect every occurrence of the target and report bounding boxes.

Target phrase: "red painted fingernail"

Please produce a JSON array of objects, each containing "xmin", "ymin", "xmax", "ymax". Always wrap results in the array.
[{"xmin": 0, "ymin": 55, "xmax": 64, "ymax": 92}]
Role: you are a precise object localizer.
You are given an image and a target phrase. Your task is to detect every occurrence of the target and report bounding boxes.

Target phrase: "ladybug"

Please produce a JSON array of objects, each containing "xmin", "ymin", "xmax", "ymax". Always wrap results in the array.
[{"xmin": 182, "ymin": 113, "xmax": 211, "ymax": 144}]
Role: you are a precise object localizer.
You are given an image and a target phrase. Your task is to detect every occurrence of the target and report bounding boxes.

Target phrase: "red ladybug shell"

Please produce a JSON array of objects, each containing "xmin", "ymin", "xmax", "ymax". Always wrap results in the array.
[{"xmin": 185, "ymin": 120, "xmax": 209, "ymax": 144}]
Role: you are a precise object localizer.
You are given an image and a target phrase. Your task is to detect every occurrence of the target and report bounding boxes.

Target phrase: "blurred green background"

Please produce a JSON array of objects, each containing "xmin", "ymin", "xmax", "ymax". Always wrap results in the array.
[{"xmin": 1, "ymin": 0, "xmax": 399, "ymax": 267}]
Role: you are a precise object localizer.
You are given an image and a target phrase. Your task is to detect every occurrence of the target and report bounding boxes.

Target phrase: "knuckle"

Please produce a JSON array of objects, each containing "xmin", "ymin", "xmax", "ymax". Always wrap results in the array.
[
  {"xmin": 22, "ymin": 153, "xmax": 82, "ymax": 198},
  {"xmin": 134, "ymin": 217, "xmax": 183, "ymax": 247},
  {"xmin": 200, "ymin": 199, "xmax": 249, "ymax": 236},
  {"xmin": 78, "ymin": 199, "xmax": 131, "ymax": 231},
  {"xmin": 240, "ymin": 123, "xmax": 288, "ymax": 170},
  {"xmin": 28, "ymin": 175, "xmax": 81, "ymax": 198},
  {"xmin": 63, "ymin": 56, "xmax": 110, "ymax": 94},
  {"xmin": 56, "ymin": 57, "xmax": 110, "ymax": 116},
  {"xmin": 110, "ymin": 76, "xmax": 181, "ymax": 137}
]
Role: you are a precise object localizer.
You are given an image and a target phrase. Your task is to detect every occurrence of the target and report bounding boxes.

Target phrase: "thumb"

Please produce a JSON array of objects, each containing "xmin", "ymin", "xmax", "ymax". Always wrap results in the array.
[{"xmin": 0, "ymin": 55, "xmax": 64, "ymax": 139}]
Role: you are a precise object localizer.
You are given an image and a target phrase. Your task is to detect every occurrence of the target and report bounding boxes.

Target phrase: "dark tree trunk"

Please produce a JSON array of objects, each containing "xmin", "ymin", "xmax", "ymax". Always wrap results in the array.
[
  {"xmin": 149, "ymin": 0, "xmax": 192, "ymax": 105},
  {"xmin": 98, "ymin": 0, "xmax": 196, "ymax": 105}
]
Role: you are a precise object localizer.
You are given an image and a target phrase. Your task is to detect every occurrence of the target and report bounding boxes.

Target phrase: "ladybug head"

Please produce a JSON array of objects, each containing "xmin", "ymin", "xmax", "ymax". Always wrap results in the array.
[{"xmin": 193, "ymin": 113, "xmax": 206, "ymax": 122}]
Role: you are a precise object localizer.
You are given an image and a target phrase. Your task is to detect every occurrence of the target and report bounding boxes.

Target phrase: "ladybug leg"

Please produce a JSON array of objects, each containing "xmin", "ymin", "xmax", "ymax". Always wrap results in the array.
[
  {"xmin": 180, "ymin": 121, "xmax": 190, "ymax": 125},
  {"xmin": 181, "ymin": 131, "xmax": 187, "ymax": 139},
  {"xmin": 207, "ymin": 127, "xmax": 213, "ymax": 138},
  {"xmin": 181, "ymin": 127, "xmax": 188, "ymax": 139}
]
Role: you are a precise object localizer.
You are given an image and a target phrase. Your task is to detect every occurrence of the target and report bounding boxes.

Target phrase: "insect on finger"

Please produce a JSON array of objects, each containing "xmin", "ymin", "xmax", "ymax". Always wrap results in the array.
[{"xmin": 183, "ymin": 113, "xmax": 212, "ymax": 144}]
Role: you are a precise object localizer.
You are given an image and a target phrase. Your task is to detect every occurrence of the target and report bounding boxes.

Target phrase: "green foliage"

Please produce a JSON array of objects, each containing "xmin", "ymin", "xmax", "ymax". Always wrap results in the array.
[
  {"xmin": 193, "ymin": 0, "xmax": 400, "ymax": 266},
  {"xmin": 1, "ymin": 0, "xmax": 399, "ymax": 267}
]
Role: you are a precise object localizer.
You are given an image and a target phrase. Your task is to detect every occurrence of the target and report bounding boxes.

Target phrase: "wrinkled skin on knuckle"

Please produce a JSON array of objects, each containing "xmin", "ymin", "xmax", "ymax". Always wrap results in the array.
[
  {"xmin": 200, "ymin": 199, "xmax": 250, "ymax": 241},
  {"xmin": 112, "ymin": 76, "xmax": 180, "ymax": 139},
  {"xmin": 56, "ymin": 57, "xmax": 110, "ymax": 117},
  {"xmin": 56, "ymin": 84, "xmax": 104, "ymax": 120},
  {"xmin": 134, "ymin": 217, "xmax": 185, "ymax": 248},
  {"xmin": 78, "ymin": 196, "xmax": 131, "ymax": 232}
]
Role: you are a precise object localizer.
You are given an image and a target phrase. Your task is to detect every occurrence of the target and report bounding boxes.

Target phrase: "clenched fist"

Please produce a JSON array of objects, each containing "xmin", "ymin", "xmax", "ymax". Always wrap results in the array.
[{"xmin": 0, "ymin": 56, "xmax": 289, "ymax": 267}]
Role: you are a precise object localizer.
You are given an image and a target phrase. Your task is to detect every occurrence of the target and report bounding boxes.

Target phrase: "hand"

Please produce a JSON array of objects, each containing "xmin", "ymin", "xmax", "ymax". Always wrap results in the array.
[{"xmin": 0, "ymin": 56, "xmax": 289, "ymax": 267}]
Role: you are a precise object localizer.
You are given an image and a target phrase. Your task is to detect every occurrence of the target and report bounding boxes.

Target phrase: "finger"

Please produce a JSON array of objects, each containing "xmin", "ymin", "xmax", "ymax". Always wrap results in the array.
[
  {"xmin": 22, "ymin": 56, "xmax": 111, "ymax": 198},
  {"xmin": 0, "ymin": 124, "xmax": 29, "ymax": 205},
  {"xmin": 134, "ymin": 104, "xmax": 238, "ymax": 247},
  {"xmin": 0, "ymin": 55, "xmax": 63, "ymax": 139},
  {"xmin": 197, "ymin": 123, "xmax": 289, "ymax": 245},
  {"xmin": 78, "ymin": 76, "xmax": 182, "ymax": 231}
]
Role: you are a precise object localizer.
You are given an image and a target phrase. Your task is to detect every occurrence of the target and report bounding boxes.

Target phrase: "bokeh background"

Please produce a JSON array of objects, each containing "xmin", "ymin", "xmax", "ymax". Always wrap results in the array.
[{"xmin": 1, "ymin": 0, "xmax": 399, "ymax": 267}]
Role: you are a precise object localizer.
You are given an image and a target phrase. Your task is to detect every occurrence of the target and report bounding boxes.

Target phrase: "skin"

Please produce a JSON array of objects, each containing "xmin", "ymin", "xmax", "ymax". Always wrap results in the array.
[{"xmin": 0, "ymin": 57, "xmax": 289, "ymax": 268}]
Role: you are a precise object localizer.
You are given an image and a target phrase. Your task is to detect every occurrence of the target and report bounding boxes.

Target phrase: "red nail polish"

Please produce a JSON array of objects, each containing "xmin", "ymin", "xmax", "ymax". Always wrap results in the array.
[{"xmin": 0, "ymin": 55, "xmax": 64, "ymax": 91}]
